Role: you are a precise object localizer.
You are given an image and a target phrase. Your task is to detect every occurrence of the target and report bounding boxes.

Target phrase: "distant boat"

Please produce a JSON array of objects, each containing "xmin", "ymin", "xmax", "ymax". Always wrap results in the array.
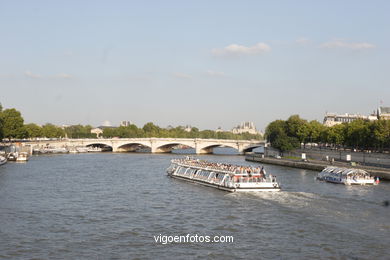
[
  {"xmin": 86, "ymin": 147, "xmax": 102, "ymax": 152},
  {"xmin": 69, "ymin": 147, "xmax": 89, "ymax": 153},
  {"xmin": 7, "ymin": 152, "xmax": 18, "ymax": 161},
  {"xmin": 76, "ymin": 147, "xmax": 89, "ymax": 153},
  {"xmin": 33, "ymin": 147, "xmax": 69, "ymax": 154},
  {"xmin": 16, "ymin": 152, "xmax": 30, "ymax": 162},
  {"xmin": 317, "ymin": 166, "xmax": 378, "ymax": 185},
  {"xmin": 0, "ymin": 155, "xmax": 7, "ymax": 166}
]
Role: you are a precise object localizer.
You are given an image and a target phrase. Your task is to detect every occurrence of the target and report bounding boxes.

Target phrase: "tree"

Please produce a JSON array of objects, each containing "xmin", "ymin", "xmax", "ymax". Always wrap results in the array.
[
  {"xmin": 323, "ymin": 123, "xmax": 345, "ymax": 146},
  {"xmin": 1, "ymin": 108, "xmax": 26, "ymax": 139},
  {"xmin": 265, "ymin": 120, "xmax": 286, "ymax": 144},
  {"xmin": 344, "ymin": 120, "xmax": 370, "ymax": 149},
  {"xmin": 25, "ymin": 123, "xmax": 43, "ymax": 138},
  {"xmin": 64, "ymin": 124, "xmax": 95, "ymax": 138},
  {"xmin": 286, "ymin": 115, "xmax": 307, "ymax": 139},
  {"xmin": 41, "ymin": 124, "xmax": 65, "ymax": 138},
  {"xmin": 143, "ymin": 122, "xmax": 160, "ymax": 137},
  {"xmin": 273, "ymin": 133, "xmax": 300, "ymax": 152},
  {"xmin": 308, "ymin": 120, "xmax": 325, "ymax": 144},
  {"xmin": 0, "ymin": 103, "xmax": 3, "ymax": 140},
  {"xmin": 297, "ymin": 122, "xmax": 310, "ymax": 146},
  {"xmin": 370, "ymin": 120, "xmax": 390, "ymax": 151},
  {"xmin": 265, "ymin": 119, "xmax": 300, "ymax": 152}
]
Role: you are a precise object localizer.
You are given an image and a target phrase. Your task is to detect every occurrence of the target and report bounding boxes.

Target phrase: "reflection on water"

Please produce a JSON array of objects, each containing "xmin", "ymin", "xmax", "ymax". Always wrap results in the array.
[{"xmin": 0, "ymin": 153, "xmax": 389, "ymax": 259}]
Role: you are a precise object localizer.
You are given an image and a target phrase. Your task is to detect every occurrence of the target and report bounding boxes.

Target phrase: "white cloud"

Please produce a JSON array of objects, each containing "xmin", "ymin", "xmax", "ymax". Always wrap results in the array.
[
  {"xmin": 206, "ymin": 70, "xmax": 225, "ymax": 77},
  {"xmin": 25, "ymin": 70, "xmax": 42, "ymax": 79},
  {"xmin": 320, "ymin": 39, "xmax": 375, "ymax": 50},
  {"xmin": 173, "ymin": 72, "xmax": 192, "ymax": 79},
  {"xmin": 212, "ymin": 42, "xmax": 271, "ymax": 57}
]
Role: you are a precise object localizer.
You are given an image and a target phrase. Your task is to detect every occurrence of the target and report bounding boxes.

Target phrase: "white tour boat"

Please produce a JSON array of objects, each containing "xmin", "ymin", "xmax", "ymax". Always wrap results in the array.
[
  {"xmin": 16, "ymin": 152, "xmax": 30, "ymax": 162},
  {"xmin": 167, "ymin": 158, "xmax": 281, "ymax": 192},
  {"xmin": 0, "ymin": 155, "xmax": 7, "ymax": 166},
  {"xmin": 317, "ymin": 166, "xmax": 378, "ymax": 185},
  {"xmin": 33, "ymin": 147, "xmax": 69, "ymax": 154}
]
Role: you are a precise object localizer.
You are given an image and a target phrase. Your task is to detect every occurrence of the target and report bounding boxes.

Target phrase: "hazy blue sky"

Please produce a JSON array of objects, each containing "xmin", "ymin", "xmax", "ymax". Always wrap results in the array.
[{"xmin": 1, "ymin": 0, "xmax": 389, "ymax": 131}]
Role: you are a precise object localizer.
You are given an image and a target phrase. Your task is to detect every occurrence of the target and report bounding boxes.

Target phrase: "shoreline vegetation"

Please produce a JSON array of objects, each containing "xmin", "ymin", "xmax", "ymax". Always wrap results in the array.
[
  {"xmin": 265, "ymin": 115, "xmax": 390, "ymax": 154},
  {"xmin": 0, "ymin": 103, "xmax": 262, "ymax": 141}
]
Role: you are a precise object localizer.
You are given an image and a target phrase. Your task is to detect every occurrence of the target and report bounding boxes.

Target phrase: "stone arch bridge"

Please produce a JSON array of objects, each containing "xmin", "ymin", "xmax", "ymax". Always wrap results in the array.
[{"xmin": 27, "ymin": 138, "xmax": 265, "ymax": 154}]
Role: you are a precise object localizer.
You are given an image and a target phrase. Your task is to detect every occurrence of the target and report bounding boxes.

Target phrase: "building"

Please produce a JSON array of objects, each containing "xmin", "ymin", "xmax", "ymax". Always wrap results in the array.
[
  {"xmin": 377, "ymin": 107, "xmax": 390, "ymax": 120},
  {"xmin": 90, "ymin": 121, "xmax": 116, "ymax": 138},
  {"xmin": 215, "ymin": 127, "xmax": 224, "ymax": 133},
  {"xmin": 231, "ymin": 122, "xmax": 261, "ymax": 135},
  {"xmin": 182, "ymin": 125, "xmax": 193, "ymax": 132},
  {"xmin": 91, "ymin": 128, "xmax": 104, "ymax": 138},
  {"xmin": 323, "ymin": 112, "xmax": 377, "ymax": 127},
  {"xmin": 120, "ymin": 121, "xmax": 132, "ymax": 127}
]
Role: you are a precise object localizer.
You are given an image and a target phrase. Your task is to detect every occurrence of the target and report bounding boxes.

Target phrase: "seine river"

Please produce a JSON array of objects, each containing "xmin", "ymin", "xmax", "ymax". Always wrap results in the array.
[{"xmin": 0, "ymin": 152, "xmax": 389, "ymax": 259}]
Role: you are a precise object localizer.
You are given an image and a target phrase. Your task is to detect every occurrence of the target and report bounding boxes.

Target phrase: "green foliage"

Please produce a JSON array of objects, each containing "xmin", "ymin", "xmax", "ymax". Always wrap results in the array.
[
  {"xmin": 265, "ymin": 120, "xmax": 286, "ymax": 144},
  {"xmin": 0, "ymin": 103, "xmax": 3, "ymax": 140},
  {"xmin": 1, "ymin": 108, "xmax": 26, "ymax": 139},
  {"xmin": 41, "ymin": 124, "xmax": 65, "ymax": 138},
  {"xmin": 265, "ymin": 119, "xmax": 300, "ymax": 152},
  {"xmin": 266, "ymin": 115, "xmax": 390, "ymax": 152},
  {"xmin": 286, "ymin": 115, "xmax": 307, "ymax": 139},
  {"xmin": 344, "ymin": 120, "xmax": 370, "ymax": 149},
  {"xmin": 64, "ymin": 124, "xmax": 95, "ymax": 138},
  {"xmin": 308, "ymin": 120, "xmax": 325, "ymax": 143},
  {"xmin": 370, "ymin": 120, "xmax": 390, "ymax": 150},
  {"xmin": 323, "ymin": 123, "xmax": 345, "ymax": 145},
  {"xmin": 24, "ymin": 123, "xmax": 43, "ymax": 138},
  {"xmin": 101, "ymin": 124, "xmax": 262, "ymax": 140}
]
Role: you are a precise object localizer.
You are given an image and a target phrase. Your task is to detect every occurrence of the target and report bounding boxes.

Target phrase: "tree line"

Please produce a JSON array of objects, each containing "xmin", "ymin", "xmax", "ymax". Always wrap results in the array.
[
  {"xmin": 0, "ymin": 104, "xmax": 262, "ymax": 141},
  {"xmin": 265, "ymin": 115, "xmax": 390, "ymax": 152},
  {"xmin": 101, "ymin": 122, "xmax": 262, "ymax": 140}
]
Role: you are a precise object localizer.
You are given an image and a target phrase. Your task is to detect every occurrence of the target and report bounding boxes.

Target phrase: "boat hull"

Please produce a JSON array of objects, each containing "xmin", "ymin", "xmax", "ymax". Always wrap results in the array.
[
  {"xmin": 318, "ymin": 176, "xmax": 376, "ymax": 185},
  {"xmin": 168, "ymin": 160, "xmax": 281, "ymax": 192},
  {"xmin": 170, "ymin": 174, "xmax": 280, "ymax": 192}
]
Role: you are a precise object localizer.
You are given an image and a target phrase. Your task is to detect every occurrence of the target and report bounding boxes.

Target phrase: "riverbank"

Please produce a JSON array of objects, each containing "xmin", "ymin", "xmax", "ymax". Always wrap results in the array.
[{"xmin": 245, "ymin": 154, "xmax": 390, "ymax": 180}]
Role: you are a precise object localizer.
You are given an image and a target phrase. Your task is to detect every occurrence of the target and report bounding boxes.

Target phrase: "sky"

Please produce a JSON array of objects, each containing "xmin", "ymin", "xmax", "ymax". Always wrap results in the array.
[{"xmin": 0, "ymin": 0, "xmax": 389, "ymax": 131}]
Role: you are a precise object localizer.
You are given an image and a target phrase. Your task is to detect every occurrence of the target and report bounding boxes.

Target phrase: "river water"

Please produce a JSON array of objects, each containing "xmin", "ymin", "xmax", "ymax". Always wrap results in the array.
[{"xmin": 0, "ymin": 153, "xmax": 389, "ymax": 259}]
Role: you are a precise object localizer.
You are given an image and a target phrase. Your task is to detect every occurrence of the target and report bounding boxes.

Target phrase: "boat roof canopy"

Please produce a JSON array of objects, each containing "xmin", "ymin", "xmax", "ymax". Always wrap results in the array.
[{"xmin": 324, "ymin": 166, "xmax": 370, "ymax": 176}]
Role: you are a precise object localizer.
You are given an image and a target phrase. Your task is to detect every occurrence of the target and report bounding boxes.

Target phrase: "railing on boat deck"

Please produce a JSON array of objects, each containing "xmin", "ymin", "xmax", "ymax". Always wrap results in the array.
[{"xmin": 173, "ymin": 164, "xmax": 277, "ymax": 185}]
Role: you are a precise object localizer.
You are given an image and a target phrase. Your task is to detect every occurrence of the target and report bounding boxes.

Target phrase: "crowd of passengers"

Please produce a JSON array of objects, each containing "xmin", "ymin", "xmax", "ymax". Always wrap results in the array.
[
  {"xmin": 174, "ymin": 157, "xmax": 267, "ymax": 176},
  {"xmin": 326, "ymin": 171, "xmax": 374, "ymax": 180}
]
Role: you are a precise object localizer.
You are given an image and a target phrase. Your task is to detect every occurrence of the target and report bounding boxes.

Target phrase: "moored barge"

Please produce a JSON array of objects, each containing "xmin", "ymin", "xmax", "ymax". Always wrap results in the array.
[{"xmin": 167, "ymin": 158, "xmax": 281, "ymax": 192}]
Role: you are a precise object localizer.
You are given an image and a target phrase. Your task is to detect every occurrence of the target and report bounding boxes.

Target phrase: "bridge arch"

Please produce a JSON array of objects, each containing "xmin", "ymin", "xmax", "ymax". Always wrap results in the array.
[
  {"xmin": 196, "ymin": 143, "xmax": 239, "ymax": 154},
  {"xmin": 242, "ymin": 144, "xmax": 264, "ymax": 153},
  {"xmin": 116, "ymin": 142, "xmax": 152, "ymax": 152},
  {"xmin": 85, "ymin": 142, "xmax": 113, "ymax": 152},
  {"xmin": 154, "ymin": 142, "xmax": 195, "ymax": 153}
]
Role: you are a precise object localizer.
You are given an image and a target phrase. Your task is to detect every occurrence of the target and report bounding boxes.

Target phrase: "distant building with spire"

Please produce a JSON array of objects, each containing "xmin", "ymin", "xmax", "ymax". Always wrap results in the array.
[
  {"xmin": 231, "ymin": 122, "xmax": 261, "ymax": 135},
  {"xmin": 120, "ymin": 120, "xmax": 132, "ymax": 127}
]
